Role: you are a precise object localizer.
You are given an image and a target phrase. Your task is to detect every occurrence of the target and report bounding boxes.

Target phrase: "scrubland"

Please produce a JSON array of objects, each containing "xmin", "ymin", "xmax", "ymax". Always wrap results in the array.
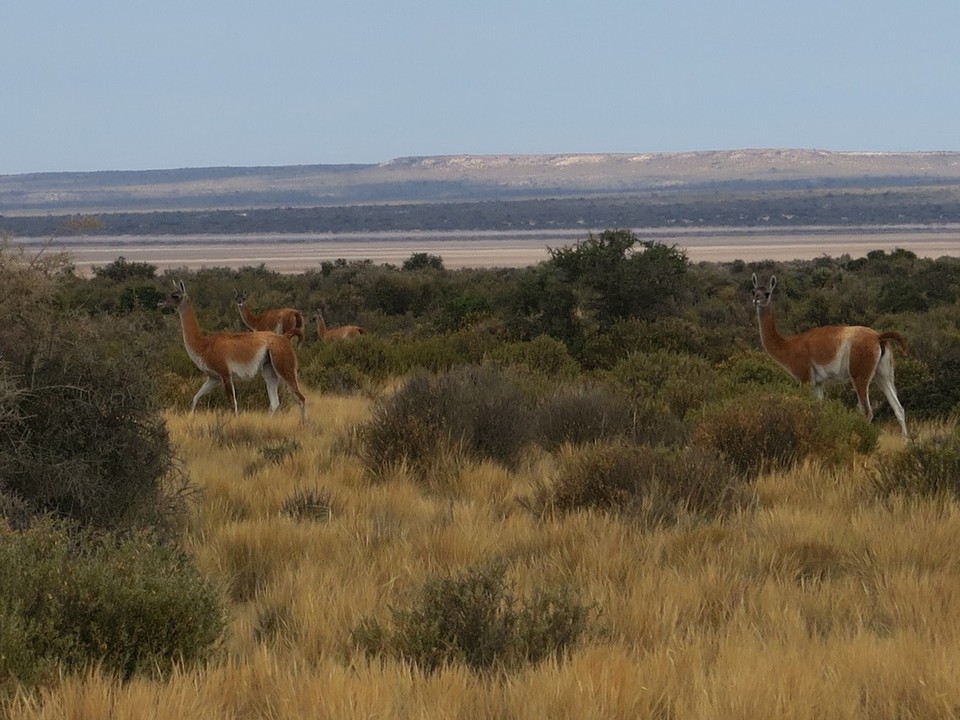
[
  {"xmin": 7, "ymin": 235, "xmax": 960, "ymax": 719},
  {"xmin": 7, "ymin": 387, "xmax": 960, "ymax": 720}
]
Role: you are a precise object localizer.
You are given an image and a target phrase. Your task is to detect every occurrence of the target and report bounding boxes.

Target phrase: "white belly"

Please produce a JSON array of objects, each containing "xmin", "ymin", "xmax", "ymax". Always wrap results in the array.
[
  {"xmin": 812, "ymin": 346, "xmax": 851, "ymax": 385},
  {"xmin": 228, "ymin": 346, "xmax": 269, "ymax": 380}
]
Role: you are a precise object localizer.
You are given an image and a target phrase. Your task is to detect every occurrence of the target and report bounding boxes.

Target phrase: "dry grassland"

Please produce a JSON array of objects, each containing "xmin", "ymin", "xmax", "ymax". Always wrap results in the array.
[{"xmin": 8, "ymin": 392, "xmax": 960, "ymax": 719}]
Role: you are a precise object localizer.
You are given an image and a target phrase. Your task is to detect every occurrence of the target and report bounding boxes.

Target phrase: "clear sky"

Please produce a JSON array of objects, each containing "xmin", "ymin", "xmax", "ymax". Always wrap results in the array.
[{"xmin": 4, "ymin": 0, "xmax": 959, "ymax": 175}]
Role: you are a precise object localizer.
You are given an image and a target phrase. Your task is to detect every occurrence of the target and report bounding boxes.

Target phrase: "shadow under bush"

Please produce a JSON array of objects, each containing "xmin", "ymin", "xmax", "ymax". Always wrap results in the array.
[
  {"xmin": 360, "ymin": 365, "xmax": 534, "ymax": 481},
  {"xmin": 535, "ymin": 442, "xmax": 748, "ymax": 524},
  {"xmin": 350, "ymin": 561, "xmax": 593, "ymax": 673}
]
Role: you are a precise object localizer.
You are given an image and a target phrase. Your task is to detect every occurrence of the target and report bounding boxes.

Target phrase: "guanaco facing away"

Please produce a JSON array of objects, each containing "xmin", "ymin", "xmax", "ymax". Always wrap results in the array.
[
  {"xmin": 313, "ymin": 309, "xmax": 365, "ymax": 341},
  {"xmin": 751, "ymin": 274, "xmax": 908, "ymax": 437},
  {"xmin": 234, "ymin": 290, "xmax": 305, "ymax": 343},
  {"xmin": 161, "ymin": 281, "xmax": 306, "ymax": 423}
]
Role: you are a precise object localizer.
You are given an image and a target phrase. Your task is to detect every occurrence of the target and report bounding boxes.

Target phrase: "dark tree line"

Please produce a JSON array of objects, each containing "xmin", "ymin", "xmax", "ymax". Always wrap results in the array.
[{"xmin": 4, "ymin": 184, "xmax": 960, "ymax": 237}]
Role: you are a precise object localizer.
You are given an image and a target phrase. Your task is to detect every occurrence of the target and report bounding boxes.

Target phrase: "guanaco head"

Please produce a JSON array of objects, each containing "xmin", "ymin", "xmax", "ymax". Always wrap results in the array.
[
  {"xmin": 312, "ymin": 308, "xmax": 325, "ymax": 322},
  {"xmin": 159, "ymin": 280, "xmax": 188, "ymax": 310},
  {"xmin": 751, "ymin": 273, "xmax": 777, "ymax": 309},
  {"xmin": 234, "ymin": 289, "xmax": 248, "ymax": 306}
]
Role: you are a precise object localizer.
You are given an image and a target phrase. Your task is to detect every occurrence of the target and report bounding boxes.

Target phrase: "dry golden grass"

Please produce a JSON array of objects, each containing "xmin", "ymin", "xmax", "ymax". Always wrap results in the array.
[{"xmin": 8, "ymin": 392, "xmax": 960, "ymax": 720}]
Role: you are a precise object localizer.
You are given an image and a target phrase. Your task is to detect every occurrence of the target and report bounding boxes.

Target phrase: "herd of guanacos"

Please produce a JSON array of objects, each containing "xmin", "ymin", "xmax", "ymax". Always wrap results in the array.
[{"xmin": 159, "ymin": 274, "xmax": 911, "ymax": 438}]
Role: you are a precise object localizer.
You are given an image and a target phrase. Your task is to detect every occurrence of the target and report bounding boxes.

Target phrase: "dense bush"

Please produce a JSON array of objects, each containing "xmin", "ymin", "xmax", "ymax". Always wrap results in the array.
[
  {"xmin": 351, "ymin": 562, "xmax": 592, "ymax": 673},
  {"xmin": 488, "ymin": 335, "xmax": 580, "ymax": 377},
  {"xmin": 361, "ymin": 365, "xmax": 534, "ymax": 481},
  {"xmin": 0, "ymin": 521, "xmax": 224, "ymax": 689},
  {"xmin": 536, "ymin": 442, "xmax": 746, "ymax": 524},
  {"xmin": 533, "ymin": 384, "xmax": 634, "ymax": 449},
  {"xmin": 693, "ymin": 391, "xmax": 878, "ymax": 475},
  {"xmin": 0, "ymin": 249, "xmax": 189, "ymax": 535},
  {"xmin": 715, "ymin": 350, "xmax": 797, "ymax": 392},
  {"xmin": 609, "ymin": 350, "xmax": 721, "ymax": 418},
  {"xmin": 871, "ymin": 432, "xmax": 960, "ymax": 500}
]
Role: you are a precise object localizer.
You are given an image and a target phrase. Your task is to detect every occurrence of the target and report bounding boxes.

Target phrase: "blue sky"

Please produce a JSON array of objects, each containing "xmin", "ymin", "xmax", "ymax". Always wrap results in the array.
[{"xmin": 3, "ymin": 0, "xmax": 959, "ymax": 174}]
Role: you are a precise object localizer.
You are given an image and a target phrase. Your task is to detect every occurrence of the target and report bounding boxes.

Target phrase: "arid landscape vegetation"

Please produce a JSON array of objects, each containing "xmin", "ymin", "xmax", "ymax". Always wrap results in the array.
[
  {"xmin": 3, "ymin": 152, "xmax": 960, "ymax": 718},
  {"xmin": 3, "ymin": 221, "xmax": 960, "ymax": 718}
]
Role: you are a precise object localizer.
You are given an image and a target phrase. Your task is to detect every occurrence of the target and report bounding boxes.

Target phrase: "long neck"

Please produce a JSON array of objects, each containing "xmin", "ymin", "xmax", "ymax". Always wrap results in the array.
[
  {"xmin": 756, "ymin": 303, "xmax": 788, "ymax": 356},
  {"xmin": 239, "ymin": 303, "xmax": 260, "ymax": 327},
  {"xmin": 316, "ymin": 315, "xmax": 327, "ymax": 336},
  {"xmin": 178, "ymin": 298, "xmax": 207, "ymax": 354}
]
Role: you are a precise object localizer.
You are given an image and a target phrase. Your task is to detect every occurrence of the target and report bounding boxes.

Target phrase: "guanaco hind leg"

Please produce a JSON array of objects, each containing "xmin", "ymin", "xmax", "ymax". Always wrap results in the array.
[
  {"xmin": 191, "ymin": 377, "xmax": 222, "ymax": 413},
  {"xmin": 874, "ymin": 352, "xmax": 908, "ymax": 437}
]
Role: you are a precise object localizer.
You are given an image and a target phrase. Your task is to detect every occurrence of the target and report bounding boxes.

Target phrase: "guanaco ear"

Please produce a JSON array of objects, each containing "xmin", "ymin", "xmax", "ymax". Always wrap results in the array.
[
  {"xmin": 768, "ymin": 276, "xmax": 777, "ymax": 291},
  {"xmin": 177, "ymin": 280, "xmax": 186, "ymax": 294},
  {"xmin": 751, "ymin": 273, "xmax": 758, "ymax": 289}
]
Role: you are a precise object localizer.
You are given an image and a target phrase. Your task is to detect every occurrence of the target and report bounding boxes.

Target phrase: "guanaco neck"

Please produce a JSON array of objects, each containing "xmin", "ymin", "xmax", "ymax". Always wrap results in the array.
[
  {"xmin": 239, "ymin": 303, "xmax": 259, "ymax": 327},
  {"xmin": 178, "ymin": 296, "xmax": 209, "ymax": 354},
  {"xmin": 756, "ymin": 302, "xmax": 789, "ymax": 356},
  {"xmin": 315, "ymin": 315, "xmax": 327, "ymax": 336}
]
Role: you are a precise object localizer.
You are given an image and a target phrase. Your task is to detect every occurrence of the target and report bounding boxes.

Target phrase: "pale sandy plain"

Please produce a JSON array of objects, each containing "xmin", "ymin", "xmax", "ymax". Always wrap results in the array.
[{"xmin": 14, "ymin": 225, "xmax": 960, "ymax": 275}]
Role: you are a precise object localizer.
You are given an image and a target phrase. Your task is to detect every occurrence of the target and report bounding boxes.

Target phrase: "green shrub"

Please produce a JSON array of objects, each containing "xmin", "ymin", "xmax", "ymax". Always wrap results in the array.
[
  {"xmin": 693, "ymin": 392, "xmax": 877, "ymax": 475},
  {"xmin": 716, "ymin": 350, "xmax": 796, "ymax": 392},
  {"xmin": 0, "ymin": 304, "xmax": 190, "ymax": 536},
  {"xmin": 488, "ymin": 335, "xmax": 580, "ymax": 377},
  {"xmin": 533, "ymin": 384, "xmax": 633, "ymax": 449},
  {"xmin": 537, "ymin": 442, "xmax": 746, "ymax": 524},
  {"xmin": 889, "ymin": 355, "xmax": 942, "ymax": 419},
  {"xmin": 628, "ymin": 397, "xmax": 693, "ymax": 447},
  {"xmin": 361, "ymin": 365, "xmax": 534, "ymax": 480},
  {"xmin": 300, "ymin": 336, "xmax": 391, "ymax": 385},
  {"xmin": 302, "ymin": 363, "xmax": 367, "ymax": 394},
  {"xmin": 609, "ymin": 350, "xmax": 720, "ymax": 418},
  {"xmin": 350, "ymin": 562, "xmax": 592, "ymax": 673},
  {"xmin": 0, "ymin": 522, "xmax": 224, "ymax": 690},
  {"xmin": 871, "ymin": 432, "xmax": 960, "ymax": 499}
]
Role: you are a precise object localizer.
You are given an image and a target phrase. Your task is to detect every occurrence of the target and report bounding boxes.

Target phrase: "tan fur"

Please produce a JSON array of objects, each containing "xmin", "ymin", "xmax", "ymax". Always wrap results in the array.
[
  {"xmin": 162, "ymin": 282, "xmax": 306, "ymax": 423},
  {"xmin": 313, "ymin": 309, "xmax": 365, "ymax": 342},
  {"xmin": 235, "ymin": 290, "xmax": 305, "ymax": 343},
  {"xmin": 751, "ymin": 274, "xmax": 907, "ymax": 437}
]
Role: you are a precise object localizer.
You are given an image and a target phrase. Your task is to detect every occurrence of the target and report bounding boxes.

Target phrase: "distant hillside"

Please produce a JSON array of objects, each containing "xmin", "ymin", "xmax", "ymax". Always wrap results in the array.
[{"xmin": 4, "ymin": 150, "xmax": 960, "ymax": 215}]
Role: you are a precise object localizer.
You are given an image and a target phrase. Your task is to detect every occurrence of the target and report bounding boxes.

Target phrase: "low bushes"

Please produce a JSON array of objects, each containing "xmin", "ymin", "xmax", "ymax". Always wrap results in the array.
[
  {"xmin": 351, "ymin": 562, "xmax": 592, "ymax": 673},
  {"xmin": 0, "ymin": 522, "xmax": 224, "ymax": 689},
  {"xmin": 609, "ymin": 350, "xmax": 721, "ymax": 418},
  {"xmin": 871, "ymin": 432, "xmax": 960, "ymax": 500},
  {"xmin": 361, "ymin": 365, "xmax": 534, "ymax": 481},
  {"xmin": 533, "ymin": 384, "xmax": 634, "ymax": 450},
  {"xmin": 693, "ymin": 391, "xmax": 878, "ymax": 475},
  {"xmin": 0, "ymin": 312, "xmax": 190, "ymax": 536},
  {"xmin": 536, "ymin": 442, "xmax": 747, "ymax": 524}
]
